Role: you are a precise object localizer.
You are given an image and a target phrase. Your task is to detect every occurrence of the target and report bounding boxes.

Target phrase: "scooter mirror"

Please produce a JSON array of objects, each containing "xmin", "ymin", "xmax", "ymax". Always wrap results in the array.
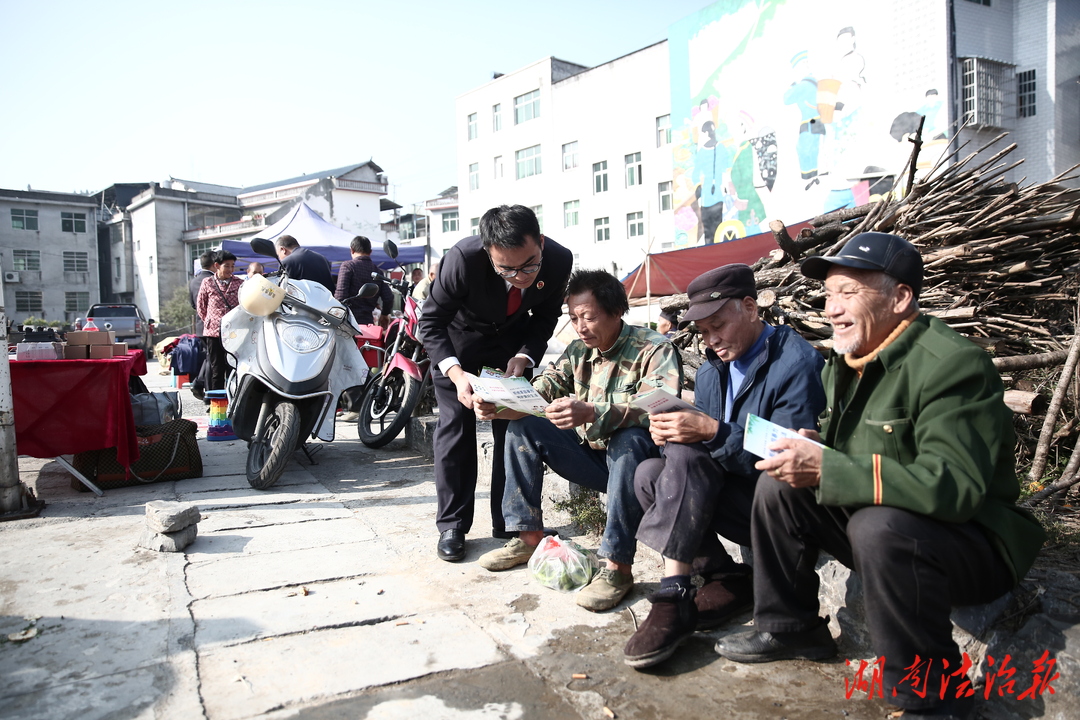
[
  {"xmin": 250, "ymin": 237, "xmax": 277, "ymax": 258},
  {"xmin": 382, "ymin": 239, "xmax": 399, "ymax": 260},
  {"xmin": 358, "ymin": 282, "xmax": 381, "ymax": 299}
]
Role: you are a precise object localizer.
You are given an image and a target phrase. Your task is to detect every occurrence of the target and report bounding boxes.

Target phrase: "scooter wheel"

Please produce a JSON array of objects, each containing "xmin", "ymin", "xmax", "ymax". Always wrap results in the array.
[
  {"xmin": 357, "ymin": 367, "xmax": 421, "ymax": 448},
  {"xmin": 246, "ymin": 401, "xmax": 300, "ymax": 489}
]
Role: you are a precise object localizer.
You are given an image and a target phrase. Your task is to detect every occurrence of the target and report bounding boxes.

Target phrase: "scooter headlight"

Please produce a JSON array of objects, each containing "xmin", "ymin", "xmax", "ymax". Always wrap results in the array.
[{"xmin": 277, "ymin": 322, "xmax": 329, "ymax": 353}]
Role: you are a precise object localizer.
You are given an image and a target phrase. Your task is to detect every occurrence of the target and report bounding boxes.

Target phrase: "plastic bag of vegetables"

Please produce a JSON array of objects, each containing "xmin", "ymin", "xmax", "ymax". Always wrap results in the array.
[{"xmin": 527, "ymin": 535, "xmax": 598, "ymax": 592}]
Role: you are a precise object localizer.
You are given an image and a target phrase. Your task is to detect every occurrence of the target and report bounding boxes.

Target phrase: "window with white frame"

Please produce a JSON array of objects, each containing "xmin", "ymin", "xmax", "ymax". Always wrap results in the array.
[
  {"xmin": 529, "ymin": 205, "xmax": 543, "ymax": 233},
  {"xmin": 469, "ymin": 163, "xmax": 480, "ymax": 190},
  {"xmin": 564, "ymin": 200, "xmax": 580, "ymax": 227},
  {"xmin": 467, "ymin": 113, "xmax": 478, "ymax": 140},
  {"xmin": 625, "ymin": 152, "xmax": 642, "ymax": 187},
  {"xmin": 494, "ymin": 155, "xmax": 504, "ymax": 179},
  {"xmin": 443, "ymin": 211, "xmax": 459, "ymax": 233},
  {"xmin": 471, "ymin": 217, "xmax": 479, "ymax": 233},
  {"xmin": 65, "ymin": 291, "xmax": 90, "ymax": 313},
  {"xmin": 63, "ymin": 251, "xmax": 89, "ymax": 272},
  {"xmin": 11, "ymin": 209, "xmax": 38, "ymax": 230},
  {"xmin": 12, "ymin": 249, "xmax": 40, "ymax": 271},
  {"xmin": 514, "ymin": 89, "xmax": 540, "ymax": 124},
  {"xmin": 593, "ymin": 161, "xmax": 608, "ymax": 193},
  {"xmin": 1018, "ymin": 69, "xmax": 1036, "ymax": 118},
  {"xmin": 562, "ymin": 141, "xmax": 579, "ymax": 170},
  {"xmin": 594, "ymin": 217, "xmax": 610, "ymax": 243},
  {"xmin": 627, "ymin": 212, "xmax": 644, "ymax": 238},
  {"xmin": 656, "ymin": 115, "xmax": 672, "ymax": 147},
  {"xmin": 16, "ymin": 291, "xmax": 42, "ymax": 313},
  {"xmin": 61, "ymin": 212, "xmax": 87, "ymax": 232},
  {"xmin": 189, "ymin": 240, "xmax": 218, "ymax": 269},
  {"xmin": 658, "ymin": 181, "xmax": 673, "ymax": 212},
  {"xmin": 515, "ymin": 145, "xmax": 542, "ymax": 179},
  {"xmin": 492, "ymin": 103, "xmax": 502, "ymax": 132},
  {"xmin": 961, "ymin": 57, "xmax": 1014, "ymax": 128}
]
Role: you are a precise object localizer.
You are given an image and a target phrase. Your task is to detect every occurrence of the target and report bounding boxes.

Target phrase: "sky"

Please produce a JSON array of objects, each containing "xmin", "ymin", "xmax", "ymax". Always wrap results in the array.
[{"xmin": 0, "ymin": 0, "xmax": 714, "ymax": 208}]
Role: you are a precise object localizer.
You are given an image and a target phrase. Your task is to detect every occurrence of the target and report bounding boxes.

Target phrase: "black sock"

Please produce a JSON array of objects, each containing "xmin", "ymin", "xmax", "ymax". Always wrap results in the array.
[{"xmin": 660, "ymin": 574, "xmax": 693, "ymax": 592}]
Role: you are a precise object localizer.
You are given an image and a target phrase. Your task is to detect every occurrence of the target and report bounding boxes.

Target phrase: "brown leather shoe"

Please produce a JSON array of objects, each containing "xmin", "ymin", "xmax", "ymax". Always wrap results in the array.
[
  {"xmin": 695, "ymin": 573, "xmax": 753, "ymax": 631},
  {"xmin": 623, "ymin": 586, "xmax": 697, "ymax": 669}
]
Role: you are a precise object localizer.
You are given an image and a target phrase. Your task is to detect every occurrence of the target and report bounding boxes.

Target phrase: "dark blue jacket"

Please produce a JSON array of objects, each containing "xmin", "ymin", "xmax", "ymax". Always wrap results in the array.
[{"xmin": 695, "ymin": 324, "xmax": 826, "ymax": 479}]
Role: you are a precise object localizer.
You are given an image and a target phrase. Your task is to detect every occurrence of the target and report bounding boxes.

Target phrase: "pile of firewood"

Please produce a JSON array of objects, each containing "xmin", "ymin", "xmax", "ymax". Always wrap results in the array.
[{"xmin": 662, "ymin": 129, "xmax": 1080, "ymax": 502}]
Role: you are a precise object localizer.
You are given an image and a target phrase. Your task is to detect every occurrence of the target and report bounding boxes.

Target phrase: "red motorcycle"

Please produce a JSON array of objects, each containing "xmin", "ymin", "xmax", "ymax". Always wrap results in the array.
[{"xmin": 354, "ymin": 241, "xmax": 432, "ymax": 448}]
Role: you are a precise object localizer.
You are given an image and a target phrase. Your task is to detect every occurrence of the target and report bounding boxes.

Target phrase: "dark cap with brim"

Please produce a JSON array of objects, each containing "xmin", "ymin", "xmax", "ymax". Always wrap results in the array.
[
  {"xmin": 800, "ymin": 232, "xmax": 923, "ymax": 295},
  {"xmin": 682, "ymin": 263, "xmax": 757, "ymax": 323}
]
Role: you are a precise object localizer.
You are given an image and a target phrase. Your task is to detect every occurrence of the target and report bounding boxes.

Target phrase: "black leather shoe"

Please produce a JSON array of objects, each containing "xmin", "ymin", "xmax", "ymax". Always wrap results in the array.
[
  {"xmin": 715, "ymin": 619, "xmax": 837, "ymax": 663},
  {"xmin": 437, "ymin": 529, "xmax": 466, "ymax": 562}
]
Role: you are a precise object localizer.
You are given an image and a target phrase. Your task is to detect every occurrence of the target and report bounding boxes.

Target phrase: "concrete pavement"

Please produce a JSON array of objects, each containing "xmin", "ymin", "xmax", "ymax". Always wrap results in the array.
[{"xmin": 1, "ymin": 360, "xmax": 1075, "ymax": 719}]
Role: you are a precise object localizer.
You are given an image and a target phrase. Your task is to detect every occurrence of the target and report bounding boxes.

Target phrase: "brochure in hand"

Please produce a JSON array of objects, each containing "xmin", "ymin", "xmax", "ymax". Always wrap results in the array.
[
  {"xmin": 743, "ymin": 413, "xmax": 826, "ymax": 459},
  {"xmin": 466, "ymin": 368, "xmax": 549, "ymax": 417},
  {"xmin": 630, "ymin": 386, "xmax": 696, "ymax": 415}
]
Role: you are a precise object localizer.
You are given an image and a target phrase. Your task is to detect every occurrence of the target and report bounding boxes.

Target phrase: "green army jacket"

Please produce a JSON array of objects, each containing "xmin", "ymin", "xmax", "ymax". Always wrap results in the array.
[
  {"xmin": 817, "ymin": 313, "xmax": 1045, "ymax": 582},
  {"xmin": 532, "ymin": 322, "xmax": 682, "ymax": 450}
]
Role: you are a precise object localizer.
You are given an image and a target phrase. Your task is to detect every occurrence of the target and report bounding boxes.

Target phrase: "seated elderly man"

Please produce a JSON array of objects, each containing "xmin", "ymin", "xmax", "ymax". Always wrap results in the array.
[
  {"xmin": 477, "ymin": 269, "xmax": 681, "ymax": 611},
  {"xmin": 623, "ymin": 264, "xmax": 825, "ymax": 669},
  {"xmin": 716, "ymin": 233, "xmax": 1045, "ymax": 719}
]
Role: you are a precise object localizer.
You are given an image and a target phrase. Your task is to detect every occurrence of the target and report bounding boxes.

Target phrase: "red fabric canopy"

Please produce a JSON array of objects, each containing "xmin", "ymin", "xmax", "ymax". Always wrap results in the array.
[
  {"xmin": 622, "ymin": 222, "xmax": 813, "ymax": 298},
  {"xmin": 12, "ymin": 350, "xmax": 147, "ymax": 466}
]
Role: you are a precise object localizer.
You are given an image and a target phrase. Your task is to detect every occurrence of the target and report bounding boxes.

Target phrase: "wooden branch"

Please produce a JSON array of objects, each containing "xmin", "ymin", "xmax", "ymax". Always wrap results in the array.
[
  {"xmin": 769, "ymin": 220, "xmax": 801, "ymax": 261},
  {"xmin": 1028, "ymin": 308, "xmax": 1080, "ymax": 485},
  {"xmin": 992, "ymin": 350, "xmax": 1070, "ymax": 372},
  {"xmin": 1003, "ymin": 390, "xmax": 1044, "ymax": 415}
]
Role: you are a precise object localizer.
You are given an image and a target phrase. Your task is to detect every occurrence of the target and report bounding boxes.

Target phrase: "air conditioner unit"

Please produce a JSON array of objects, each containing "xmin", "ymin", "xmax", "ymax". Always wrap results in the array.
[{"xmin": 4, "ymin": 272, "xmax": 20, "ymax": 283}]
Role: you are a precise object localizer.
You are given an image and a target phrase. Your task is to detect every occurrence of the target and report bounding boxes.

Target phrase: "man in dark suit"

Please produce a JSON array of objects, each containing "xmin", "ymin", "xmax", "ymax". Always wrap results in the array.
[
  {"xmin": 419, "ymin": 205, "xmax": 573, "ymax": 562},
  {"xmin": 188, "ymin": 250, "xmax": 215, "ymax": 401},
  {"xmin": 275, "ymin": 234, "xmax": 334, "ymax": 292}
]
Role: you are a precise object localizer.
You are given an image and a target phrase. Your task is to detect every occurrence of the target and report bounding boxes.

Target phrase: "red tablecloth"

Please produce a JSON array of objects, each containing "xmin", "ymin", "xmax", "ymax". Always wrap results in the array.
[{"xmin": 11, "ymin": 350, "xmax": 147, "ymax": 466}]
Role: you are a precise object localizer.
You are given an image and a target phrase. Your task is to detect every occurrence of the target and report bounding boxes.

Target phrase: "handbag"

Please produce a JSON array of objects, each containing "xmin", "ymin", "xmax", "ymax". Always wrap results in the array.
[
  {"xmin": 71, "ymin": 419, "xmax": 203, "ymax": 491},
  {"xmin": 131, "ymin": 391, "xmax": 181, "ymax": 425}
]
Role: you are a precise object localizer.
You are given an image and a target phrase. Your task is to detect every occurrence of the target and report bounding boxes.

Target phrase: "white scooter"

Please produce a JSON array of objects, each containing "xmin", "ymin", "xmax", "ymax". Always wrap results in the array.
[{"xmin": 220, "ymin": 238, "xmax": 379, "ymax": 489}]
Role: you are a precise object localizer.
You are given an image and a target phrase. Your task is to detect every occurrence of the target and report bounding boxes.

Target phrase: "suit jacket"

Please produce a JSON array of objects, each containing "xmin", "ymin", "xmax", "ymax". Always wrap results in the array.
[
  {"xmin": 419, "ymin": 235, "xmax": 573, "ymax": 370},
  {"xmin": 189, "ymin": 270, "xmax": 213, "ymax": 335},
  {"xmin": 282, "ymin": 247, "xmax": 334, "ymax": 292}
]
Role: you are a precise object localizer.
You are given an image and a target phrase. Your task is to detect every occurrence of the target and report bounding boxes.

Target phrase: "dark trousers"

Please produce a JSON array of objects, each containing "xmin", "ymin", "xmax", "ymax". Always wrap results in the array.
[
  {"xmin": 635, "ymin": 442, "xmax": 753, "ymax": 577},
  {"xmin": 206, "ymin": 336, "xmax": 230, "ymax": 391},
  {"xmin": 432, "ymin": 366, "xmax": 509, "ymax": 534},
  {"xmin": 752, "ymin": 473, "xmax": 1015, "ymax": 710},
  {"xmin": 192, "ymin": 336, "xmax": 210, "ymax": 391}
]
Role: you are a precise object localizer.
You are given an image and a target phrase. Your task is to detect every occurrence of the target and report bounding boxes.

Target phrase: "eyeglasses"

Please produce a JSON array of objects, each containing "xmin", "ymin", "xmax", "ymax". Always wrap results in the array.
[{"xmin": 489, "ymin": 255, "xmax": 543, "ymax": 279}]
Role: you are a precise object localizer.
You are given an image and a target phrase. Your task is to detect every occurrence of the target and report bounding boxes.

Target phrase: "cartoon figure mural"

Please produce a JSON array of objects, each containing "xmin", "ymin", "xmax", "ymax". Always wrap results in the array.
[{"xmin": 667, "ymin": 0, "xmax": 950, "ymax": 249}]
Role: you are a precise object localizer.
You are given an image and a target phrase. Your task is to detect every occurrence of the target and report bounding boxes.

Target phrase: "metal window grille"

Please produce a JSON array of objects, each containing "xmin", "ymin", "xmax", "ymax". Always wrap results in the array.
[
  {"xmin": 65, "ymin": 292, "xmax": 90, "ymax": 312},
  {"xmin": 16, "ymin": 291, "xmax": 43, "ymax": 313},
  {"xmin": 961, "ymin": 57, "xmax": 1014, "ymax": 129},
  {"xmin": 13, "ymin": 249, "xmax": 40, "ymax": 271},
  {"xmin": 63, "ymin": 251, "xmax": 89, "ymax": 272}
]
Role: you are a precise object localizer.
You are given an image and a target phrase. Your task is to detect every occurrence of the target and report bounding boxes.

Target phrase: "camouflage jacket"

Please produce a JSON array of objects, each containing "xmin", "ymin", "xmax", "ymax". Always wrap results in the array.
[{"xmin": 532, "ymin": 322, "xmax": 682, "ymax": 449}]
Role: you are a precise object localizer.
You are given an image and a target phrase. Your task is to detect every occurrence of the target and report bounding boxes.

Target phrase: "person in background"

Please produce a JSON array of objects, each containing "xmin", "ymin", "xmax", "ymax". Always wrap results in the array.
[
  {"xmin": 188, "ymin": 249, "xmax": 216, "ymax": 401},
  {"xmin": 275, "ymin": 234, "xmax": 334, "ymax": 292},
  {"xmin": 196, "ymin": 250, "xmax": 243, "ymax": 392},
  {"xmin": 656, "ymin": 309, "xmax": 680, "ymax": 337},
  {"xmin": 418, "ymin": 205, "xmax": 573, "ymax": 562},
  {"xmin": 477, "ymin": 269, "xmax": 681, "ymax": 613},
  {"xmin": 335, "ymin": 235, "xmax": 393, "ymax": 327},
  {"xmin": 412, "ymin": 262, "xmax": 438, "ymax": 303},
  {"xmin": 245, "ymin": 261, "xmax": 265, "ymax": 278}
]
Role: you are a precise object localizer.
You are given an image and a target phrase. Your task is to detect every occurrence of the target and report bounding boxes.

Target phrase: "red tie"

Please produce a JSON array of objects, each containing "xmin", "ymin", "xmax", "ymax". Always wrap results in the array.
[{"xmin": 506, "ymin": 286, "xmax": 522, "ymax": 316}]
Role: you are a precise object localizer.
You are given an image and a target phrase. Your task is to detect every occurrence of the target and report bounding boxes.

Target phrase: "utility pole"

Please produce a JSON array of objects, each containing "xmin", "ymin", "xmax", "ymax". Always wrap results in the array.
[{"xmin": 0, "ymin": 277, "xmax": 43, "ymax": 518}]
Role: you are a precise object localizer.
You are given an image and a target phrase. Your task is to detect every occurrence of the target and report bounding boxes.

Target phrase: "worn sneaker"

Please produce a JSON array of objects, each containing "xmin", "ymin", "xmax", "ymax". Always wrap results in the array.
[
  {"xmin": 338, "ymin": 411, "xmax": 360, "ymax": 422},
  {"xmin": 624, "ymin": 586, "xmax": 697, "ymax": 668},
  {"xmin": 575, "ymin": 567, "xmax": 633, "ymax": 611},
  {"xmin": 477, "ymin": 538, "xmax": 537, "ymax": 571}
]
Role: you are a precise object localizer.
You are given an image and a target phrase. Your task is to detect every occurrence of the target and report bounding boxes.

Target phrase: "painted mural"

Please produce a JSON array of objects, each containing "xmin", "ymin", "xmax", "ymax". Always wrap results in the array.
[{"xmin": 669, "ymin": 0, "xmax": 949, "ymax": 248}]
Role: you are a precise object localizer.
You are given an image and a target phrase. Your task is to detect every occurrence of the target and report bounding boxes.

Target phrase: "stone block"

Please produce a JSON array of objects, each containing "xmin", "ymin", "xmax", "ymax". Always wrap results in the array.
[
  {"xmin": 139, "ymin": 524, "xmax": 198, "ymax": 553},
  {"xmin": 406, "ymin": 414, "xmax": 438, "ymax": 457},
  {"xmin": 145, "ymin": 500, "xmax": 201, "ymax": 534}
]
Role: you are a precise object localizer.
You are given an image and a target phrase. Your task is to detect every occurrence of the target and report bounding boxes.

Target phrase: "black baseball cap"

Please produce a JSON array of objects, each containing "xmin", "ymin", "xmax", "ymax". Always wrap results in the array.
[
  {"xmin": 800, "ymin": 232, "xmax": 923, "ymax": 295},
  {"xmin": 682, "ymin": 264, "xmax": 757, "ymax": 323}
]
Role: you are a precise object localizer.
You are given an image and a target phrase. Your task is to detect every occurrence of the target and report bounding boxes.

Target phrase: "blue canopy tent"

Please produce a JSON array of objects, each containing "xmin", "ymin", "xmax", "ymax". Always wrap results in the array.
[{"xmin": 218, "ymin": 201, "xmax": 424, "ymax": 274}]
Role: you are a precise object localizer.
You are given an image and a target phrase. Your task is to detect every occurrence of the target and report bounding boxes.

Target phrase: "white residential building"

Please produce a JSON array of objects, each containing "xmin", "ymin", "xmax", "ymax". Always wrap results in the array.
[{"xmin": 456, "ymin": 44, "xmax": 674, "ymax": 279}]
